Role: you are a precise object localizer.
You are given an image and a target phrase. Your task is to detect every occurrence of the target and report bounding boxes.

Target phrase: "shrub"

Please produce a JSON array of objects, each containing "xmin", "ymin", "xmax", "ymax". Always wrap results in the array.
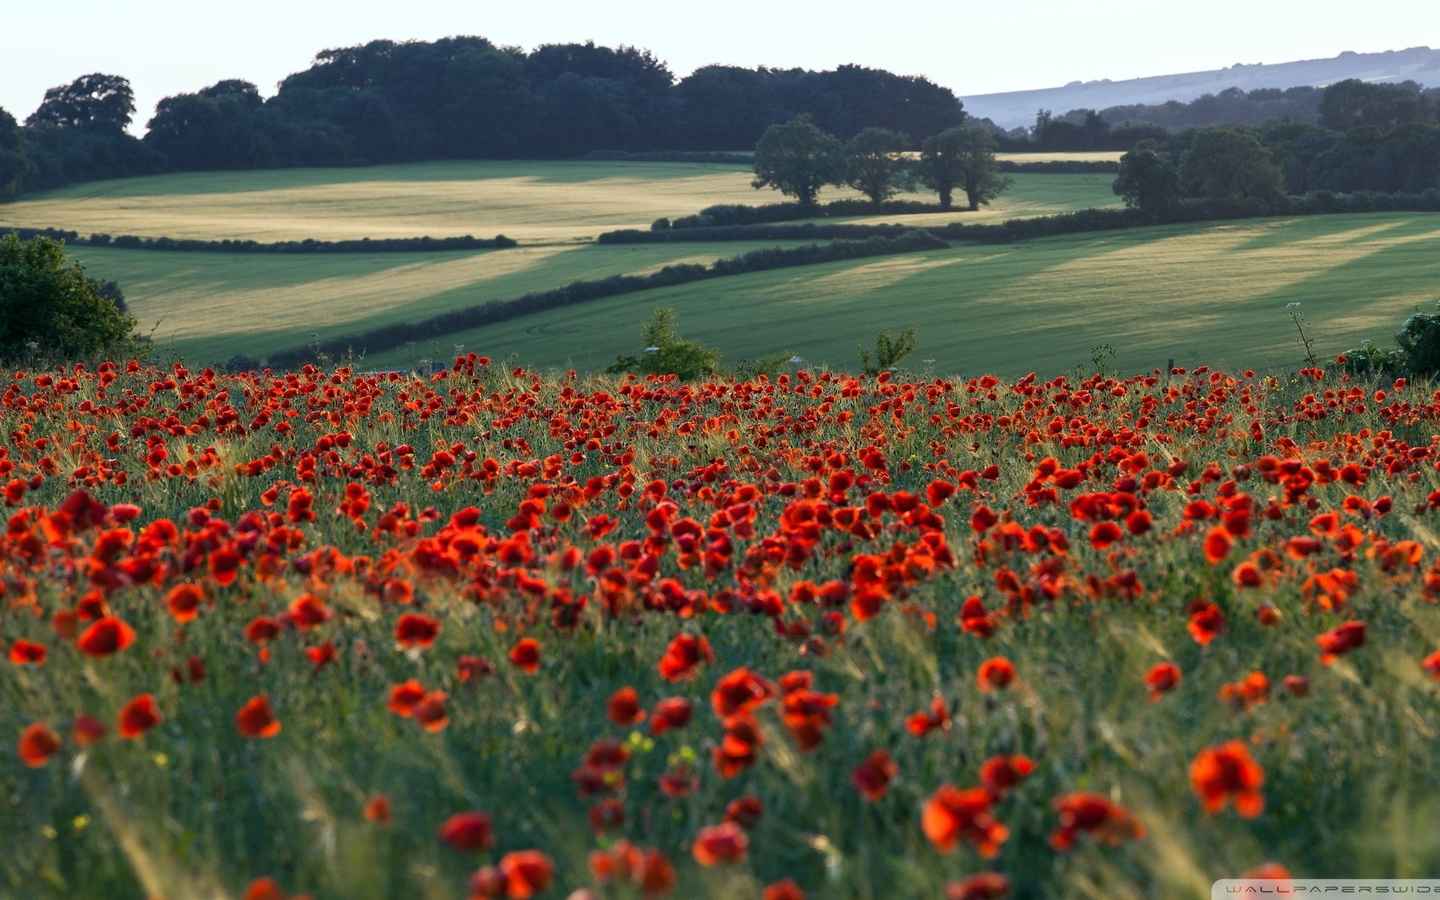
[
  {"xmin": 858, "ymin": 328, "xmax": 918, "ymax": 375},
  {"xmin": 0, "ymin": 233, "xmax": 140, "ymax": 362},
  {"xmin": 606, "ymin": 308, "xmax": 720, "ymax": 380},
  {"xmin": 1395, "ymin": 306, "xmax": 1440, "ymax": 376}
]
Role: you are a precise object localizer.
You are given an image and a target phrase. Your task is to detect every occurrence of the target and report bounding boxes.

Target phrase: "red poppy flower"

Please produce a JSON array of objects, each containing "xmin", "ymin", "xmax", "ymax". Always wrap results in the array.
[
  {"xmin": 287, "ymin": 594, "xmax": 331, "ymax": 629},
  {"xmin": 1316, "ymin": 620, "xmax": 1366, "ymax": 664},
  {"xmin": 166, "ymin": 584, "xmax": 204, "ymax": 623},
  {"xmin": 1145, "ymin": 662, "xmax": 1181, "ymax": 700},
  {"xmin": 657, "ymin": 632, "xmax": 714, "ymax": 682},
  {"xmin": 976, "ymin": 657, "xmax": 1016, "ymax": 693},
  {"xmin": 946, "ymin": 874, "xmax": 1011, "ymax": 900},
  {"xmin": 724, "ymin": 794, "xmax": 764, "ymax": 829},
  {"xmin": 979, "ymin": 754, "xmax": 1035, "ymax": 798},
  {"xmin": 692, "ymin": 821, "xmax": 749, "ymax": 866},
  {"xmin": 388, "ymin": 680, "xmax": 426, "ymax": 717},
  {"xmin": 235, "ymin": 695, "xmax": 281, "ymax": 739},
  {"xmin": 438, "ymin": 811, "xmax": 493, "ymax": 852},
  {"xmin": 853, "ymin": 750, "xmax": 898, "ymax": 801},
  {"xmin": 72, "ymin": 714, "xmax": 107, "ymax": 746},
  {"xmin": 906, "ymin": 695, "xmax": 950, "ymax": 737},
  {"xmin": 508, "ymin": 638, "xmax": 541, "ymax": 674},
  {"xmin": 607, "ymin": 687, "xmax": 645, "ymax": 726},
  {"xmin": 1203, "ymin": 526, "xmax": 1233, "ymax": 564},
  {"xmin": 711, "ymin": 667, "xmax": 776, "ymax": 719},
  {"xmin": 363, "ymin": 794, "xmax": 392, "ymax": 825},
  {"xmin": 394, "ymin": 613, "xmax": 440, "ymax": 649},
  {"xmin": 1187, "ymin": 602, "xmax": 1225, "ymax": 646},
  {"xmin": 1424, "ymin": 650, "xmax": 1440, "ymax": 680},
  {"xmin": 649, "ymin": 697, "xmax": 693, "ymax": 735},
  {"xmin": 9, "ymin": 639, "xmax": 47, "ymax": 666},
  {"xmin": 117, "ymin": 693, "xmax": 161, "ymax": 739},
  {"xmin": 922, "ymin": 785, "xmax": 1008, "ymax": 857},
  {"xmin": 244, "ymin": 878, "xmax": 285, "ymax": 900},
  {"xmin": 413, "ymin": 691, "xmax": 449, "ymax": 732},
  {"xmin": 1190, "ymin": 740, "xmax": 1265, "ymax": 817},
  {"xmin": 76, "ymin": 615, "xmax": 135, "ymax": 657},
  {"xmin": 764, "ymin": 879, "xmax": 806, "ymax": 900},
  {"xmin": 458, "ymin": 655, "xmax": 495, "ymax": 682},
  {"xmin": 18, "ymin": 722, "xmax": 62, "ymax": 767},
  {"xmin": 1050, "ymin": 792, "xmax": 1145, "ymax": 850},
  {"xmin": 498, "ymin": 850, "xmax": 553, "ymax": 899}
]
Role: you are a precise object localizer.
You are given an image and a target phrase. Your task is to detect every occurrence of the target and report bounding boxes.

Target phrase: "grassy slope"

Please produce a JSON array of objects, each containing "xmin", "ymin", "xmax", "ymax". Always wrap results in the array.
[
  {"xmin": 362, "ymin": 214, "xmax": 1440, "ymax": 375},
  {"xmin": 3, "ymin": 162, "xmax": 1119, "ymax": 244},
  {"xmin": 70, "ymin": 242, "xmax": 797, "ymax": 363}
]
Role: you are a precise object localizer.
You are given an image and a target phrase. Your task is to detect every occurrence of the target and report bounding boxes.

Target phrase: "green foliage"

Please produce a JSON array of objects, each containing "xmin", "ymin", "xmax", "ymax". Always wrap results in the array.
[
  {"xmin": 1112, "ymin": 145, "xmax": 1180, "ymax": 215},
  {"xmin": 1179, "ymin": 128, "xmax": 1285, "ymax": 202},
  {"xmin": 1320, "ymin": 79, "xmax": 1434, "ymax": 132},
  {"xmin": 0, "ymin": 234, "xmax": 140, "ymax": 362},
  {"xmin": 1338, "ymin": 302, "xmax": 1440, "ymax": 378},
  {"xmin": 26, "ymin": 73, "xmax": 136, "ymax": 133},
  {"xmin": 858, "ymin": 327, "xmax": 917, "ymax": 375},
  {"xmin": 915, "ymin": 126, "xmax": 1011, "ymax": 211},
  {"xmin": 751, "ymin": 115, "xmax": 846, "ymax": 208},
  {"xmin": 0, "ymin": 107, "xmax": 30, "ymax": 199},
  {"xmin": 607, "ymin": 307, "xmax": 721, "ymax": 380},
  {"xmin": 843, "ymin": 127, "xmax": 909, "ymax": 204},
  {"xmin": 1394, "ymin": 304, "xmax": 1440, "ymax": 376}
]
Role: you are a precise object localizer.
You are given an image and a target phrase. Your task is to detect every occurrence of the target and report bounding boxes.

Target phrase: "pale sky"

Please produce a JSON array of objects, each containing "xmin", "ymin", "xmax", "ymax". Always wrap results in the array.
[{"xmin": 2, "ymin": 0, "xmax": 1435, "ymax": 130}]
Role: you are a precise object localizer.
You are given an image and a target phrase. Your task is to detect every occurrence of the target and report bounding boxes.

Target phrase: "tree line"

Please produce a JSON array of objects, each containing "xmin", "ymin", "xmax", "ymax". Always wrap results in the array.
[
  {"xmin": 995, "ymin": 79, "xmax": 1439, "ymax": 152},
  {"xmin": 0, "ymin": 38, "xmax": 966, "ymax": 197},
  {"xmin": 741, "ymin": 117, "xmax": 1010, "ymax": 212}
]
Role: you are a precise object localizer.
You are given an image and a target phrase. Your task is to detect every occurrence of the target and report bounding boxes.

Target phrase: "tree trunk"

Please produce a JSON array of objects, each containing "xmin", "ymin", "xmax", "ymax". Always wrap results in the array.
[{"xmin": 939, "ymin": 187, "xmax": 952, "ymax": 210}]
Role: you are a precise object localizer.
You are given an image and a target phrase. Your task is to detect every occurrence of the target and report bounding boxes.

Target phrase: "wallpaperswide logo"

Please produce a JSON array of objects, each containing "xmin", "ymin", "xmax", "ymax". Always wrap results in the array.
[{"xmin": 1214, "ymin": 880, "xmax": 1440, "ymax": 897}]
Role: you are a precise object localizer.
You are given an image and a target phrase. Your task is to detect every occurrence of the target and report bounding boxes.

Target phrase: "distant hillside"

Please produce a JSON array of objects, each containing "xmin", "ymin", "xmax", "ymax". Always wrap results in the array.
[{"xmin": 963, "ymin": 47, "xmax": 1440, "ymax": 129}]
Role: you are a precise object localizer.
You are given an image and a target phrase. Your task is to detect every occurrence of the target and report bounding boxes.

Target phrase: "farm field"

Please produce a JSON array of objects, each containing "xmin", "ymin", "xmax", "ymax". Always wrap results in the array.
[
  {"xmin": 4, "ymin": 361, "xmax": 1440, "ymax": 899},
  {"xmin": 363, "ymin": 213, "xmax": 1440, "ymax": 375},
  {"xmin": 68, "ymin": 241, "xmax": 795, "ymax": 363},
  {"xmin": 1, "ymin": 162, "xmax": 1120, "ymax": 244}
]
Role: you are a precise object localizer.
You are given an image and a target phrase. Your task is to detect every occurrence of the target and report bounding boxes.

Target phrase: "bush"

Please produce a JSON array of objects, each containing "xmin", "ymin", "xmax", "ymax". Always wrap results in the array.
[
  {"xmin": 0, "ymin": 233, "xmax": 141, "ymax": 361},
  {"xmin": 606, "ymin": 308, "xmax": 720, "ymax": 380},
  {"xmin": 1395, "ymin": 306, "xmax": 1440, "ymax": 376},
  {"xmin": 858, "ymin": 328, "xmax": 918, "ymax": 375}
]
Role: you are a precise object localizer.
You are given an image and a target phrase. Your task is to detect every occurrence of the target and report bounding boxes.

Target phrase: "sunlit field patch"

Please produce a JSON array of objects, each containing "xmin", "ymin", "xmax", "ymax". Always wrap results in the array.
[{"xmin": 4, "ymin": 358, "xmax": 1440, "ymax": 898}]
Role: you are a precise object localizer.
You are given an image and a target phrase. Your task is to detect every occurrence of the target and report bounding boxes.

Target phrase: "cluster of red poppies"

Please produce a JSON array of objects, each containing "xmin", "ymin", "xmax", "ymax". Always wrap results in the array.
[{"xmin": 6, "ymin": 356, "xmax": 1440, "ymax": 897}]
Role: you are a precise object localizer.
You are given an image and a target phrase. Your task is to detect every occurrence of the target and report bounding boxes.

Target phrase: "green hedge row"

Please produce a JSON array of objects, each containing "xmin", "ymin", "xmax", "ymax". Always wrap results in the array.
[
  {"xmin": 265, "ymin": 231, "xmax": 949, "ymax": 369},
  {"xmin": 601, "ymin": 190, "xmax": 1440, "ymax": 246},
  {"xmin": 0, "ymin": 226, "xmax": 518, "ymax": 253}
]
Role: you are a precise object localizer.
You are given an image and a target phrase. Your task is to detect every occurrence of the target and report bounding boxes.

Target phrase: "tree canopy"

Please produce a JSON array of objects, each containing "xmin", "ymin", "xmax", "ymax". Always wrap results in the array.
[
  {"xmin": 0, "ymin": 234, "xmax": 140, "ymax": 362},
  {"xmin": 751, "ymin": 116, "xmax": 847, "ymax": 207}
]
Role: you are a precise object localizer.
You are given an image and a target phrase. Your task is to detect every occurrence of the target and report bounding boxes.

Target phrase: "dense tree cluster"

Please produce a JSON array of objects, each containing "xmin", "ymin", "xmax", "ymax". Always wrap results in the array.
[
  {"xmin": 0, "ymin": 234, "xmax": 139, "ymax": 361},
  {"xmin": 1114, "ymin": 107, "xmax": 1440, "ymax": 215},
  {"xmin": 0, "ymin": 38, "xmax": 965, "ymax": 197}
]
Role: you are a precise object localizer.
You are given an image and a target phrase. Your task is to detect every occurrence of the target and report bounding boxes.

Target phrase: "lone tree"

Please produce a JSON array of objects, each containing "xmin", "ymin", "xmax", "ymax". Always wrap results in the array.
[
  {"xmin": 0, "ymin": 234, "xmax": 140, "ymax": 362},
  {"xmin": 1180, "ymin": 128, "xmax": 1284, "ymax": 202},
  {"xmin": 26, "ymin": 73, "xmax": 136, "ymax": 133},
  {"xmin": 1113, "ymin": 143, "xmax": 1180, "ymax": 215},
  {"xmin": 843, "ymin": 127, "xmax": 909, "ymax": 204},
  {"xmin": 751, "ymin": 115, "xmax": 845, "ymax": 208},
  {"xmin": 916, "ymin": 125, "xmax": 1010, "ymax": 210}
]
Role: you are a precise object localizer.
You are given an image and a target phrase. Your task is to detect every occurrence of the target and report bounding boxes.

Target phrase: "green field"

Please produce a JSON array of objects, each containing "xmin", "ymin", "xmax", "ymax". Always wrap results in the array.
[
  {"xmin": 360, "ymin": 214, "xmax": 1440, "ymax": 375},
  {"xmin": 3, "ymin": 162, "xmax": 1119, "ymax": 244},
  {"xmin": 70, "ymin": 242, "xmax": 794, "ymax": 363}
]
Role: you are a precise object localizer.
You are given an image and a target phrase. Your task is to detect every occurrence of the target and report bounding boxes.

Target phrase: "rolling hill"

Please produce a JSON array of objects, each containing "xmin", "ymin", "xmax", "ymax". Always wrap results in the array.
[{"xmin": 964, "ymin": 46, "xmax": 1440, "ymax": 128}]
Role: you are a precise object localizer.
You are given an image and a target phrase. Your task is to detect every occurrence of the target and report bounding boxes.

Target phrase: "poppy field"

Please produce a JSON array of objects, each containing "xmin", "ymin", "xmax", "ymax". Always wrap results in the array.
[{"xmin": 4, "ymin": 357, "xmax": 1440, "ymax": 899}]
